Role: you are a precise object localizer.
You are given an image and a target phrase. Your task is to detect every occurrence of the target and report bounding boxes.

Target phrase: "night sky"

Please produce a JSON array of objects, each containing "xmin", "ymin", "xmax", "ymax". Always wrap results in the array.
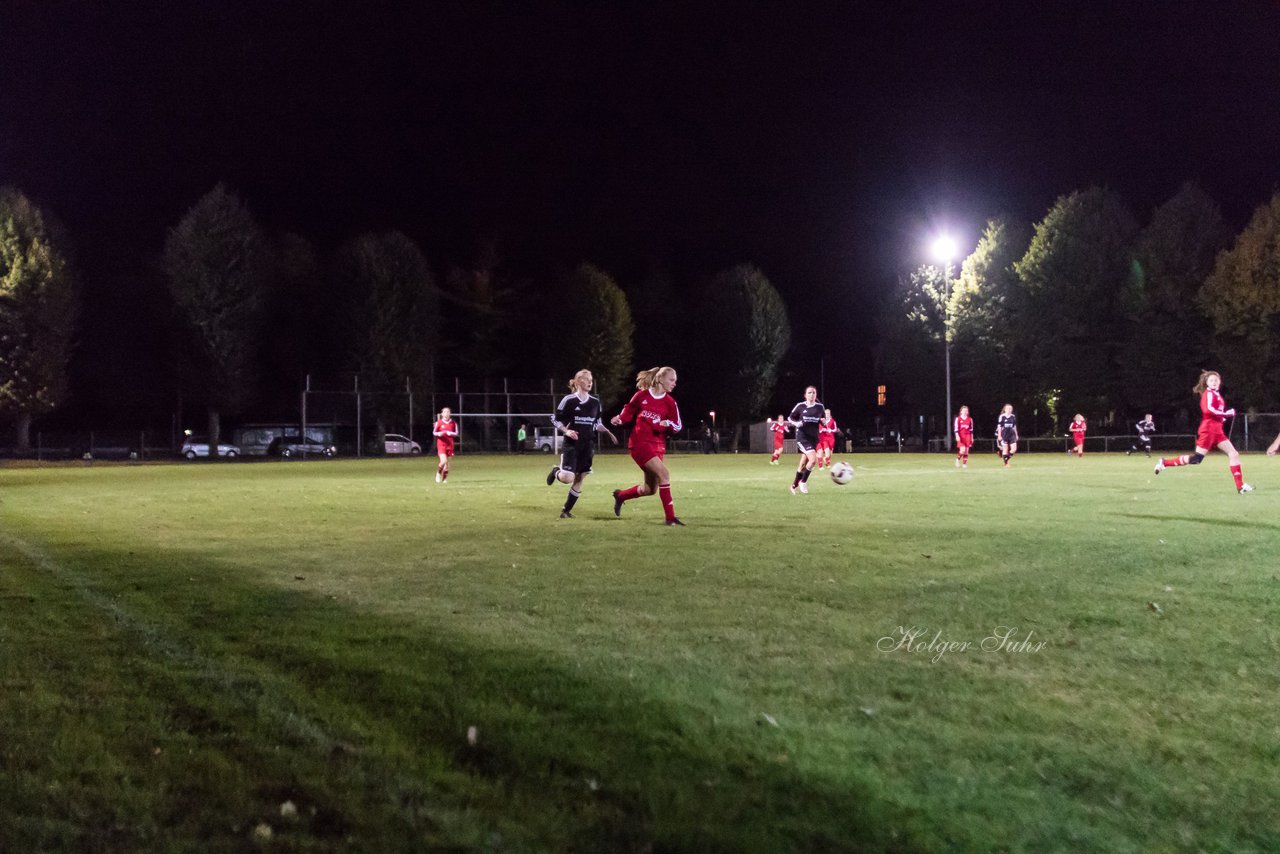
[{"xmin": 4, "ymin": 1, "xmax": 1280, "ymax": 424}]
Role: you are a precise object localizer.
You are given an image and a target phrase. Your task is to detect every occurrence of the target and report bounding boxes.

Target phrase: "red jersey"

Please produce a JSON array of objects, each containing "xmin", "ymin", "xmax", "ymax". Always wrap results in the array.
[
  {"xmin": 954, "ymin": 416, "xmax": 974, "ymax": 445},
  {"xmin": 433, "ymin": 419, "xmax": 458, "ymax": 453},
  {"xmin": 616, "ymin": 389, "xmax": 681, "ymax": 456},
  {"xmin": 1070, "ymin": 419, "xmax": 1087, "ymax": 442},
  {"xmin": 770, "ymin": 421, "xmax": 788, "ymax": 448},
  {"xmin": 1196, "ymin": 389, "xmax": 1232, "ymax": 449},
  {"xmin": 818, "ymin": 417, "xmax": 838, "ymax": 447},
  {"xmin": 1200, "ymin": 389, "xmax": 1230, "ymax": 424}
]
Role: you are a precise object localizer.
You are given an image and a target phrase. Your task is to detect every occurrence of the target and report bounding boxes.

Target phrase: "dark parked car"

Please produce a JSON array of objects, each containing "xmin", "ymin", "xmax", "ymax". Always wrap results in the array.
[{"xmin": 267, "ymin": 435, "xmax": 337, "ymax": 458}]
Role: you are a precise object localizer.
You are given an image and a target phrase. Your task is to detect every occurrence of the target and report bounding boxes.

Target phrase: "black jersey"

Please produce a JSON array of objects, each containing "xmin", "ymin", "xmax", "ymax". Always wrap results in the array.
[
  {"xmin": 997, "ymin": 412, "xmax": 1018, "ymax": 442},
  {"xmin": 788, "ymin": 401, "xmax": 825, "ymax": 445},
  {"xmin": 553, "ymin": 393, "xmax": 603, "ymax": 445},
  {"xmin": 1135, "ymin": 418, "xmax": 1155, "ymax": 438}
]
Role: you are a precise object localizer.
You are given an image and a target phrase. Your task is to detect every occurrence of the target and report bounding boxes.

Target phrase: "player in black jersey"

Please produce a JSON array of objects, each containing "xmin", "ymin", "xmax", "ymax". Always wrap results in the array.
[
  {"xmin": 787, "ymin": 385, "xmax": 825, "ymax": 494},
  {"xmin": 546, "ymin": 369, "xmax": 618, "ymax": 518},
  {"xmin": 1127, "ymin": 414, "xmax": 1155, "ymax": 457},
  {"xmin": 997, "ymin": 403, "xmax": 1018, "ymax": 467}
]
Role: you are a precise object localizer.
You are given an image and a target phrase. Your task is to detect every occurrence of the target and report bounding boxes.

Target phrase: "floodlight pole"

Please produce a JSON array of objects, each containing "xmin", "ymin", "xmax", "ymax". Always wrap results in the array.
[{"xmin": 943, "ymin": 261, "xmax": 952, "ymax": 453}]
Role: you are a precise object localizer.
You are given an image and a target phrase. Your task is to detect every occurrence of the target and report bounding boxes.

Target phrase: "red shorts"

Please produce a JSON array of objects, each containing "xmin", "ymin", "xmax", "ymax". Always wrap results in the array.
[
  {"xmin": 956, "ymin": 434, "xmax": 973, "ymax": 449},
  {"xmin": 630, "ymin": 445, "xmax": 665, "ymax": 467},
  {"xmin": 436, "ymin": 441, "xmax": 455, "ymax": 457},
  {"xmin": 1196, "ymin": 421, "xmax": 1228, "ymax": 450},
  {"xmin": 1073, "ymin": 435, "xmax": 1085, "ymax": 446}
]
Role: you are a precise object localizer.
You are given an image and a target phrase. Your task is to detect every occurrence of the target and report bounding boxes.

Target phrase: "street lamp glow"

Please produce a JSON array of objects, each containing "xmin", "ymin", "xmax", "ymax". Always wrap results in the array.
[{"xmin": 932, "ymin": 235, "xmax": 957, "ymax": 264}]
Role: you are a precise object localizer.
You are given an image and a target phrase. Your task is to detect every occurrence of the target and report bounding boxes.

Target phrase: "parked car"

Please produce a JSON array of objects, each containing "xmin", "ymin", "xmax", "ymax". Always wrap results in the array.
[
  {"xmin": 384, "ymin": 433, "xmax": 422, "ymax": 455},
  {"xmin": 267, "ymin": 435, "xmax": 337, "ymax": 458},
  {"xmin": 181, "ymin": 439, "xmax": 241, "ymax": 459},
  {"xmin": 528, "ymin": 427, "xmax": 562, "ymax": 453}
]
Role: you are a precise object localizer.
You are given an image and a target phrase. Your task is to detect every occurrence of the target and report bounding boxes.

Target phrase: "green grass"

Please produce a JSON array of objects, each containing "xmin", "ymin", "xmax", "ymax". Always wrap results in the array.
[{"xmin": 2, "ymin": 451, "xmax": 1278, "ymax": 852}]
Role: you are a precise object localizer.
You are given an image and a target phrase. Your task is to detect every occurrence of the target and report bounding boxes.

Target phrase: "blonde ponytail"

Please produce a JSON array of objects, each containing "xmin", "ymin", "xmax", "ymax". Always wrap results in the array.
[{"xmin": 636, "ymin": 366, "xmax": 674, "ymax": 390}]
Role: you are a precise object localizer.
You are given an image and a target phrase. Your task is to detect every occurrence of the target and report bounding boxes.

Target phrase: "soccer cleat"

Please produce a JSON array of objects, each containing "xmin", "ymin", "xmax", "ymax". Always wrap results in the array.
[
  {"xmin": 789, "ymin": 484, "xmax": 798, "ymax": 495},
  {"xmin": 962, "ymin": 463, "xmax": 967, "ymax": 469},
  {"xmin": 435, "ymin": 472, "xmax": 442, "ymax": 483},
  {"xmin": 546, "ymin": 466, "xmax": 559, "ymax": 486},
  {"xmin": 665, "ymin": 517, "xmax": 686, "ymax": 526},
  {"xmin": 1153, "ymin": 460, "xmax": 1164, "ymax": 475},
  {"xmin": 612, "ymin": 489, "xmax": 624, "ymax": 517},
  {"xmin": 1239, "ymin": 483, "xmax": 1255, "ymax": 494},
  {"xmin": 799, "ymin": 482, "xmax": 808, "ymax": 494},
  {"xmin": 955, "ymin": 459, "xmax": 961, "ymax": 467},
  {"xmin": 560, "ymin": 510, "xmax": 574, "ymax": 518}
]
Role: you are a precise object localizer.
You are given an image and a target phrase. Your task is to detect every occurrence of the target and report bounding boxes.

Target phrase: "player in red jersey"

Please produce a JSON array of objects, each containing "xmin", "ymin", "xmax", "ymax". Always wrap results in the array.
[
  {"xmin": 816, "ymin": 409, "xmax": 838, "ymax": 468},
  {"xmin": 768, "ymin": 414, "xmax": 789, "ymax": 465},
  {"xmin": 1154, "ymin": 370, "xmax": 1253, "ymax": 493},
  {"xmin": 1069, "ymin": 413, "xmax": 1087, "ymax": 458},
  {"xmin": 953, "ymin": 405, "xmax": 974, "ymax": 468},
  {"xmin": 610, "ymin": 366, "xmax": 685, "ymax": 525},
  {"xmin": 432, "ymin": 407, "xmax": 459, "ymax": 483}
]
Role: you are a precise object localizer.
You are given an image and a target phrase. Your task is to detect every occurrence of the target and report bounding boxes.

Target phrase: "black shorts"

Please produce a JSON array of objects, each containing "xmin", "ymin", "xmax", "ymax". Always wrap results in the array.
[
  {"xmin": 559, "ymin": 440, "xmax": 594, "ymax": 475},
  {"xmin": 999, "ymin": 429, "xmax": 1018, "ymax": 446},
  {"xmin": 796, "ymin": 433, "xmax": 819, "ymax": 453}
]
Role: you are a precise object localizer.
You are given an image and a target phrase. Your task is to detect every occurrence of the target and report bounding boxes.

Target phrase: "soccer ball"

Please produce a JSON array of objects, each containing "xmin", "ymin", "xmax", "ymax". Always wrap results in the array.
[{"xmin": 829, "ymin": 461, "xmax": 854, "ymax": 485}]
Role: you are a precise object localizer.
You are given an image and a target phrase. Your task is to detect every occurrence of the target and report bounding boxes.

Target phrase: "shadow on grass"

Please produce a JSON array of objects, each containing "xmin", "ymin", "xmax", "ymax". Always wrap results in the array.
[
  {"xmin": 4, "ymin": 538, "xmax": 927, "ymax": 853},
  {"xmin": 1116, "ymin": 512, "xmax": 1280, "ymax": 532}
]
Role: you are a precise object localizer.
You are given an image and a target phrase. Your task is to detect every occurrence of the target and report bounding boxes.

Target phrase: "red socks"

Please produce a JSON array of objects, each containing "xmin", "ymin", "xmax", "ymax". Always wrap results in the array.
[
  {"xmin": 617, "ymin": 483, "xmax": 676, "ymax": 521},
  {"xmin": 658, "ymin": 484, "xmax": 675, "ymax": 523},
  {"xmin": 1231, "ymin": 464, "xmax": 1244, "ymax": 490}
]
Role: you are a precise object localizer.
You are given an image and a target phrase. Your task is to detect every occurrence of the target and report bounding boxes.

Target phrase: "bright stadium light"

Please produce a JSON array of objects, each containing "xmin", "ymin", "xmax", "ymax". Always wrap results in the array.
[{"xmin": 932, "ymin": 235, "xmax": 957, "ymax": 265}]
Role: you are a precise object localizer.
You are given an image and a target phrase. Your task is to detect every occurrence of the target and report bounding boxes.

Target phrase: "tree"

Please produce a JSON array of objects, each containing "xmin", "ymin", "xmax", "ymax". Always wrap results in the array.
[
  {"xmin": 949, "ymin": 219, "xmax": 1034, "ymax": 418},
  {"xmin": 261, "ymin": 233, "xmax": 329, "ymax": 402},
  {"xmin": 334, "ymin": 232, "xmax": 439, "ymax": 440},
  {"xmin": 1015, "ymin": 187, "xmax": 1139, "ymax": 422},
  {"xmin": 1200, "ymin": 192, "xmax": 1280, "ymax": 408},
  {"xmin": 440, "ymin": 239, "xmax": 526, "ymax": 379},
  {"xmin": 163, "ymin": 184, "xmax": 270, "ymax": 454},
  {"xmin": 550, "ymin": 263, "xmax": 634, "ymax": 409},
  {"xmin": 693, "ymin": 264, "xmax": 791, "ymax": 448},
  {"xmin": 873, "ymin": 265, "xmax": 946, "ymax": 427},
  {"xmin": 0, "ymin": 188, "xmax": 79, "ymax": 450},
  {"xmin": 626, "ymin": 262, "xmax": 689, "ymax": 374},
  {"xmin": 1128, "ymin": 183, "xmax": 1229, "ymax": 412}
]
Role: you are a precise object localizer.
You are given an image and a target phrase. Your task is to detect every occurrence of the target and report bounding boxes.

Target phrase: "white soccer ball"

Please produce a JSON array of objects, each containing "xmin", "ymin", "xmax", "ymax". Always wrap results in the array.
[{"xmin": 830, "ymin": 461, "xmax": 854, "ymax": 485}]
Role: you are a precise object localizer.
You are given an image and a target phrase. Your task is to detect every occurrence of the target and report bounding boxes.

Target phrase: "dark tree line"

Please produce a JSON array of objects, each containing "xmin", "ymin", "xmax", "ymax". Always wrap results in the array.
[
  {"xmin": 879, "ymin": 184, "xmax": 1280, "ymax": 436},
  {"xmin": 1, "ymin": 184, "xmax": 792, "ymax": 450}
]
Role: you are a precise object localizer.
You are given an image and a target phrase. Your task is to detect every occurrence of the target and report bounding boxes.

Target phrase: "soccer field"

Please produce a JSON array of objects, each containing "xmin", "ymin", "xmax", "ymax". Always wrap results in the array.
[{"xmin": 2, "ymin": 452, "xmax": 1277, "ymax": 851}]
